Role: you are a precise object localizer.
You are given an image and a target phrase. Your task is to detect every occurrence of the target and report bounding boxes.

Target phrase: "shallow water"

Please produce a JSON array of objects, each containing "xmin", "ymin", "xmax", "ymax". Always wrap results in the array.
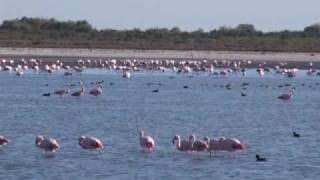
[{"xmin": 0, "ymin": 70, "xmax": 320, "ymax": 180}]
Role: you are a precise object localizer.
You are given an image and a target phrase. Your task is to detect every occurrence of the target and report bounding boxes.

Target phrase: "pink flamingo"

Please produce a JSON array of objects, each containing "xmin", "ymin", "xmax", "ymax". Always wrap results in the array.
[
  {"xmin": 0, "ymin": 136, "xmax": 9, "ymax": 146},
  {"xmin": 189, "ymin": 134, "xmax": 208, "ymax": 154},
  {"xmin": 89, "ymin": 84, "xmax": 102, "ymax": 96},
  {"xmin": 35, "ymin": 135, "xmax": 60, "ymax": 154},
  {"xmin": 204, "ymin": 137, "xmax": 245, "ymax": 157},
  {"xmin": 79, "ymin": 136, "xmax": 104, "ymax": 150},
  {"xmin": 172, "ymin": 135, "xmax": 193, "ymax": 152},
  {"xmin": 139, "ymin": 130, "xmax": 155, "ymax": 152}
]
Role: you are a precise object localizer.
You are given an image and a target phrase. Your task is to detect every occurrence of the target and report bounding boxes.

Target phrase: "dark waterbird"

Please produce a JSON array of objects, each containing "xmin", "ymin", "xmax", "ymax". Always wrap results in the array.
[
  {"xmin": 42, "ymin": 93, "xmax": 51, "ymax": 97},
  {"xmin": 225, "ymin": 83, "xmax": 232, "ymax": 90},
  {"xmin": 256, "ymin": 154, "xmax": 267, "ymax": 162},
  {"xmin": 183, "ymin": 86, "xmax": 189, "ymax": 89},
  {"xmin": 293, "ymin": 132, "xmax": 300, "ymax": 138},
  {"xmin": 152, "ymin": 89, "xmax": 159, "ymax": 93},
  {"xmin": 241, "ymin": 92, "xmax": 247, "ymax": 97}
]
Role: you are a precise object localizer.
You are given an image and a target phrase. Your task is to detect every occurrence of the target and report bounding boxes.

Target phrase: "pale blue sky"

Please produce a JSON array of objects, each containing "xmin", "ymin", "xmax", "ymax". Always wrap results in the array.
[{"xmin": 0, "ymin": 0, "xmax": 319, "ymax": 32}]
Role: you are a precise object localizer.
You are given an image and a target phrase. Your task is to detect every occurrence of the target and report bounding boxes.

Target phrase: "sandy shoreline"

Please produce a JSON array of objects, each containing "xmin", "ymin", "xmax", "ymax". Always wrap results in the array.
[{"xmin": 1, "ymin": 47, "xmax": 320, "ymax": 68}]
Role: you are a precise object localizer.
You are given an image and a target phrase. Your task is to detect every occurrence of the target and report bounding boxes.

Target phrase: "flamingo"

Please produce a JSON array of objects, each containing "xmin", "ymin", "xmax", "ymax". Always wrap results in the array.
[
  {"xmin": 0, "ymin": 136, "xmax": 9, "ymax": 146},
  {"xmin": 54, "ymin": 87, "xmax": 70, "ymax": 96},
  {"xmin": 189, "ymin": 134, "xmax": 208, "ymax": 154},
  {"xmin": 204, "ymin": 137, "xmax": 245, "ymax": 156},
  {"xmin": 35, "ymin": 135, "xmax": 60, "ymax": 154},
  {"xmin": 79, "ymin": 136, "xmax": 104, "ymax": 150},
  {"xmin": 172, "ymin": 135, "xmax": 192, "ymax": 152},
  {"xmin": 139, "ymin": 130, "xmax": 155, "ymax": 152},
  {"xmin": 71, "ymin": 81, "xmax": 85, "ymax": 97},
  {"xmin": 89, "ymin": 84, "xmax": 102, "ymax": 96},
  {"xmin": 278, "ymin": 89, "xmax": 294, "ymax": 100}
]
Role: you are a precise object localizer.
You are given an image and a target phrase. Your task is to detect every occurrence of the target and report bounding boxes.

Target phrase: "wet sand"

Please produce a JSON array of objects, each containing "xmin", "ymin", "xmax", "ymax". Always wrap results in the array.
[{"xmin": 0, "ymin": 47, "xmax": 320, "ymax": 68}]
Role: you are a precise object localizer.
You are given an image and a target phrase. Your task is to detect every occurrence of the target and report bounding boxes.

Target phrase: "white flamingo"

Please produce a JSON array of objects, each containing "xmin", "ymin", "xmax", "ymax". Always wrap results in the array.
[{"xmin": 139, "ymin": 130, "xmax": 155, "ymax": 152}]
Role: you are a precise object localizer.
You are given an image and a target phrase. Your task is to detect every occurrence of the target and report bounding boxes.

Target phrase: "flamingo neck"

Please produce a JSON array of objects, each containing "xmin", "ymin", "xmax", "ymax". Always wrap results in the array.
[
  {"xmin": 175, "ymin": 137, "xmax": 181, "ymax": 148},
  {"xmin": 140, "ymin": 131, "xmax": 144, "ymax": 138}
]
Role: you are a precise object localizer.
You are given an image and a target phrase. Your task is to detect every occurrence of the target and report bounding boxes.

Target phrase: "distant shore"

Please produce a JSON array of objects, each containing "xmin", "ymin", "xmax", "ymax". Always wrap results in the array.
[{"xmin": 1, "ymin": 47, "xmax": 320, "ymax": 68}]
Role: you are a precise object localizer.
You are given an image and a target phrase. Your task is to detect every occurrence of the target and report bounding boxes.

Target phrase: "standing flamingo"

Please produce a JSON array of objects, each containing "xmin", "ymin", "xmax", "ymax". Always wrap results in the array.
[
  {"xmin": 79, "ymin": 136, "xmax": 104, "ymax": 150},
  {"xmin": 139, "ymin": 130, "xmax": 155, "ymax": 152},
  {"xmin": 172, "ymin": 135, "xmax": 193, "ymax": 152},
  {"xmin": 89, "ymin": 84, "xmax": 102, "ymax": 96},
  {"xmin": 0, "ymin": 136, "xmax": 9, "ymax": 146},
  {"xmin": 35, "ymin": 135, "xmax": 60, "ymax": 154}
]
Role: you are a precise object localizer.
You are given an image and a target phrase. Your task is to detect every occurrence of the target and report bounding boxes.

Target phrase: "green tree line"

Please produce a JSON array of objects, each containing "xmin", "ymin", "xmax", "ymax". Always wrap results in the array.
[{"xmin": 0, "ymin": 17, "xmax": 320, "ymax": 52}]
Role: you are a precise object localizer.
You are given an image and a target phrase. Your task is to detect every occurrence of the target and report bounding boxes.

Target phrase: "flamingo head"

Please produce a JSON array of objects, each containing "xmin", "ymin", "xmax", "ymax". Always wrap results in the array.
[
  {"xmin": 65, "ymin": 87, "xmax": 70, "ymax": 93},
  {"xmin": 79, "ymin": 136, "xmax": 86, "ymax": 145},
  {"xmin": 35, "ymin": 135, "xmax": 44, "ymax": 145},
  {"xmin": 189, "ymin": 134, "xmax": 196, "ymax": 143},
  {"xmin": 232, "ymin": 143, "xmax": 245, "ymax": 150},
  {"xmin": 52, "ymin": 140, "xmax": 60, "ymax": 150},
  {"xmin": 231, "ymin": 138, "xmax": 245, "ymax": 150},
  {"xmin": 172, "ymin": 135, "xmax": 180, "ymax": 144},
  {"xmin": 97, "ymin": 141, "xmax": 104, "ymax": 150},
  {"xmin": 290, "ymin": 89, "xmax": 295, "ymax": 95}
]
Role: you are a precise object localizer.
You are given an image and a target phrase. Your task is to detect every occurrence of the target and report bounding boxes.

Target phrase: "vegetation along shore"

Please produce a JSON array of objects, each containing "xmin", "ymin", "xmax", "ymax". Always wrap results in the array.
[{"xmin": 0, "ymin": 17, "xmax": 320, "ymax": 52}]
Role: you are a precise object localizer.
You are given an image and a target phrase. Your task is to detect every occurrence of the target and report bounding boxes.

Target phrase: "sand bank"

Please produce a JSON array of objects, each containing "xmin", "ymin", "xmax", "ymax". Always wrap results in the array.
[{"xmin": 0, "ymin": 47, "xmax": 320, "ymax": 68}]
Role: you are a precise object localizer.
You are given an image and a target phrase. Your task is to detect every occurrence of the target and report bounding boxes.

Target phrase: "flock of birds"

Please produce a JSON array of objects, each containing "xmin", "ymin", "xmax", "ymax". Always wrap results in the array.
[
  {"xmin": 0, "ymin": 57, "xmax": 318, "ymax": 78},
  {"xmin": 0, "ymin": 57, "xmax": 311, "ymax": 162},
  {"xmin": 0, "ymin": 130, "xmax": 244, "ymax": 157},
  {"xmin": 0, "ymin": 130, "xmax": 302, "ymax": 161}
]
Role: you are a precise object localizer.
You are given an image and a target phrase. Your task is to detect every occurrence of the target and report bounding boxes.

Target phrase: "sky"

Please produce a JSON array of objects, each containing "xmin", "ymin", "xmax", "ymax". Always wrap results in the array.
[{"xmin": 0, "ymin": 0, "xmax": 319, "ymax": 32}]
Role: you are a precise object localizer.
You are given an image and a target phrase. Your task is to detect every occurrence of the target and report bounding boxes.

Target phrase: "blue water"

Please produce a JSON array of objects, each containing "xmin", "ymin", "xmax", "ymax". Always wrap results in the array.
[{"xmin": 0, "ymin": 70, "xmax": 320, "ymax": 180}]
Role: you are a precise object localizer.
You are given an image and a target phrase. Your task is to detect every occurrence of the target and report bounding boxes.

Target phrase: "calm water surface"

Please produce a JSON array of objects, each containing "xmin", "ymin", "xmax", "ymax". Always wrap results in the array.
[{"xmin": 0, "ymin": 70, "xmax": 320, "ymax": 180}]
